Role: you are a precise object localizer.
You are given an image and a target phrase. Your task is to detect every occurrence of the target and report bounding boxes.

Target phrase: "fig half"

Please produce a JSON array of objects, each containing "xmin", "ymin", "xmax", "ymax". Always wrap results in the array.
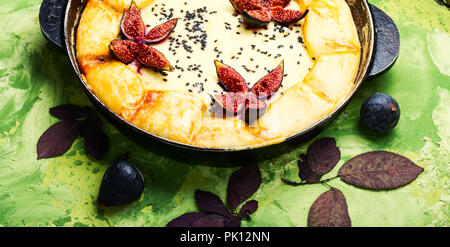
[
  {"xmin": 229, "ymin": 0, "xmax": 263, "ymax": 13},
  {"xmin": 137, "ymin": 44, "xmax": 173, "ymax": 71},
  {"xmin": 145, "ymin": 18, "xmax": 179, "ymax": 43},
  {"xmin": 120, "ymin": 1, "xmax": 145, "ymax": 40},
  {"xmin": 263, "ymin": 0, "xmax": 291, "ymax": 8},
  {"xmin": 270, "ymin": 7, "xmax": 309, "ymax": 25},
  {"xmin": 109, "ymin": 39, "xmax": 140, "ymax": 64},
  {"xmin": 213, "ymin": 93, "xmax": 247, "ymax": 116},
  {"xmin": 242, "ymin": 10, "xmax": 271, "ymax": 28},
  {"xmin": 97, "ymin": 160, "xmax": 145, "ymax": 207},
  {"xmin": 251, "ymin": 60, "xmax": 284, "ymax": 98},
  {"xmin": 214, "ymin": 60, "xmax": 248, "ymax": 93},
  {"xmin": 244, "ymin": 93, "xmax": 268, "ymax": 124}
]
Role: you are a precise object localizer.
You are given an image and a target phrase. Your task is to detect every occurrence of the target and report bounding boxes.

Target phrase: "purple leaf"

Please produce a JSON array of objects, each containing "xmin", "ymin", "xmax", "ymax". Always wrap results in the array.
[
  {"xmin": 306, "ymin": 137, "xmax": 341, "ymax": 175},
  {"xmin": 166, "ymin": 212, "xmax": 207, "ymax": 227},
  {"xmin": 224, "ymin": 216, "xmax": 241, "ymax": 227},
  {"xmin": 298, "ymin": 154, "xmax": 322, "ymax": 183},
  {"xmin": 338, "ymin": 151, "xmax": 424, "ymax": 190},
  {"xmin": 195, "ymin": 190, "xmax": 230, "ymax": 217},
  {"xmin": 191, "ymin": 214, "xmax": 226, "ymax": 227},
  {"xmin": 227, "ymin": 164, "xmax": 262, "ymax": 209},
  {"xmin": 37, "ymin": 120, "xmax": 81, "ymax": 159},
  {"xmin": 49, "ymin": 105, "xmax": 87, "ymax": 120},
  {"xmin": 239, "ymin": 200, "xmax": 258, "ymax": 218},
  {"xmin": 80, "ymin": 116, "xmax": 109, "ymax": 160},
  {"xmin": 308, "ymin": 188, "xmax": 351, "ymax": 227}
]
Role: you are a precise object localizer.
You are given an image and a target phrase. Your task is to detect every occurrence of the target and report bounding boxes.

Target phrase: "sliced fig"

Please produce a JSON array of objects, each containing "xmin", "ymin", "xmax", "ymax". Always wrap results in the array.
[
  {"xmin": 137, "ymin": 44, "xmax": 173, "ymax": 71},
  {"xmin": 270, "ymin": 7, "xmax": 309, "ymax": 25},
  {"xmin": 262, "ymin": 0, "xmax": 291, "ymax": 8},
  {"xmin": 214, "ymin": 60, "xmax": 248, "ymax": 93},
  {"xmin": 213, "ymin": 93, "xmax": 247, "ymax": 116},
  {"xmin": 121, "ymin": 1, "xmax": 145, "ymax": 40},
  {"xmin": 242, "ymin": 10, "xmax": 271, "ymax": 28},
  {"xmin": 251, "ymin": 60, "xmax": 284, "ymax": 98},
  {"xmin": 144, "ymin": 18, "xmax": 179, "ymax": 43},
  {"xmin": 109, "ymin": 39, "xmax": 140, "ymax": 64},
  {"xmin": 244, "ymin": 93, "xmax": 268, "ymax": 124},
  {"xmin": 229, "ymin": 0, "xmax": 262, "ymax": 13}
]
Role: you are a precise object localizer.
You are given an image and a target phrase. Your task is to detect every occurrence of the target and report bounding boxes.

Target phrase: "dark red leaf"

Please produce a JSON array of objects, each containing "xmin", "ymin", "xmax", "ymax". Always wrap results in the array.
[
  {"xmin": 37, "ymin": 120, "xmax": 81, "ymax": 159},
  {"xmin": 224, "ymin": 216, "xmax": 241, "ymax": 227},
  {"xmin": 308, "ymin": 188, "xmax": 351, "ymax": 227},
  {"xmin": 227, "ymin": 164, "xmax": 262, "ymax": 209},
  {"xmin": 195, "ymin": 190, "xmax": 230, "ymax": 217},
  {"xmin": 298, "ymin": 154, "xmax": 322, "ymax": 183},
  {"xmin": 306, "ymin": 138, "xmax": 341, "ymax": 175},
  {"xmin": 239, "ymin": 200, "xmax": 258, "ymax": 218},
  {"xmin": 338, "ymin": 151, "xmax": 424, "ymax": 190},
  {"xmin": 191, "ymin": 214, "xmax": 226, "ymax": 227},
  {"xmin": 166, "ymin": 212, "xmax": 207, "ymax": 227},
  {"xmin": 80, "ymin": 116, "xmax": 109, "ymax": 161},
  {"xmin": 49, "ymin": 105, "xmax": 87, "ymax": 120},
  {"xmin": 84, "ymin": 129, "xmax": 109, "ymax": 161}
]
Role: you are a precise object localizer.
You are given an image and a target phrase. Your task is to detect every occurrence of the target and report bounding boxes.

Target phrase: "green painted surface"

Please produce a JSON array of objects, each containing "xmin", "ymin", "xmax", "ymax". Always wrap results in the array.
[{"xmin": 0, "ymin": 0, "xmax": 449, "ymax": 227}]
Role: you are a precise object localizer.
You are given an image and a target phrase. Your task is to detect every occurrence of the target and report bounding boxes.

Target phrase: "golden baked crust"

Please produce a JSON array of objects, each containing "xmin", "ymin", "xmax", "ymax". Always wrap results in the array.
[{"xmin": 76, "ymin": 0, "xmax": 361, "ymax": 149}]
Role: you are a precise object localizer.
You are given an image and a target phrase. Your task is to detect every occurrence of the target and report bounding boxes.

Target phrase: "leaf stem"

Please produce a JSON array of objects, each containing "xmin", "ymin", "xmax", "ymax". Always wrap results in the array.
[{"xmin": 281, "ymin": 176, "xmax": 340, "ymax": 187}]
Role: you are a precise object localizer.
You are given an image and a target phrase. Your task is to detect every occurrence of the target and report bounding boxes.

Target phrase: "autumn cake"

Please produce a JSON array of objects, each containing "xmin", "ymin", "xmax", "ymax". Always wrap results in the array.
[{"xmin": 76, "ymin": 0, "xmax": 361, "ymax": 149}]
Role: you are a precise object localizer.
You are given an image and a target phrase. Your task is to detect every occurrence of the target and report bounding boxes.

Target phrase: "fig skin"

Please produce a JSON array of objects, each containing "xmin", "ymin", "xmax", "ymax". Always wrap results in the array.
[
  {"xmin": 109, "ymin": 39, "xmax": 140, "ymax": 64},
  {"xmin": 251, "ymin": 60, "xmax": 284, "ymax": 99},
  {"xmin": 138, "ymin": 44, "xmax": 174, "ymax": 71},
  {"xmin": 242, "ymin": 10, "xmax": 271, "ymax": 28},
  {"xmin": 229, "ymin": 0, "xmax": 263, "ymax": 13},
  {"xmin": 270, "ymin": 7, "xmax": 309, "ymax": 25},
  {"xmin": 214, "ymin": 60, "xmax": 249, "ymax": 93},
  {"xmin": 145, "ymin": 18, "xmax": 179, "ymax": 43},
  {"xmin": 120, "ymin": 1, "xmax": 145, "ymax": 40},
  {"xmin": 97, "ymin": 160, "xmax": 145, "ymax": 207},
  {"xmin": 213, "ymin": 93, "xmax": 247, "ymax": 117}
]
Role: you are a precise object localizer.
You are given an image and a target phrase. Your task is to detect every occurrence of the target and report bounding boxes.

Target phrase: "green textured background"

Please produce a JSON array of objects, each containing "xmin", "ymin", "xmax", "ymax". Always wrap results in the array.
[{"xmin": 0, "ymin": 0, "xmax": 449, "ymax": 227}]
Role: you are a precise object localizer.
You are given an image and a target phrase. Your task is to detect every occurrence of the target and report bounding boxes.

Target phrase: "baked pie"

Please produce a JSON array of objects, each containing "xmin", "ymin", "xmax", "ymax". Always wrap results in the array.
[{"xmin": 76, "ymin": 0, "xmax": 360, "ymax": 149}]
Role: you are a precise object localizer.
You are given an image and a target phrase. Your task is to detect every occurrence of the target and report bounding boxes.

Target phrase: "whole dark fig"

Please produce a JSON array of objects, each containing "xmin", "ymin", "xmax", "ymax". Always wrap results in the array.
[
  {"xmin": 360, "ymin": 93, "xmax": 400, "ymax": 134},
  {"xmin": 97, "ymin": 161, "xmax": 145, "ymax": 207}
]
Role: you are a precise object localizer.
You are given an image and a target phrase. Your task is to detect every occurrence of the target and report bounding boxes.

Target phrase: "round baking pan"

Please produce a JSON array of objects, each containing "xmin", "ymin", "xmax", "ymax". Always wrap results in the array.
[{"xmin": 39, "ymin": 0, "xmax": 399, "ymax": 165}]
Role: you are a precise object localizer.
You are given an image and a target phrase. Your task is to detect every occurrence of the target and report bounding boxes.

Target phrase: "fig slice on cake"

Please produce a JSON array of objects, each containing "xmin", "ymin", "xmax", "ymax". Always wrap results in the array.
[
  {"xmin": 212, "ymin": 60, "xmax": 284, "ymax": 123},
  {"xmin": 213, "ymin": 93, "xmax": 247, "ymax": 116},
  {"xmin": 229, "ymin": 0, "xmax": 263, "ymax": 13},
  {"xmin": 214, "ymin": 60, "xmax": 249, "ymax": 93},
  {"xmin": 230, "ymin": 0, "xmax": 308, "ymax": 27},
  {"xmin": 144, "ymin": 18, "xmax": 179, "ymax": 43},
  {"xmin": 109, "ymin": 39, "xmax": 140, "ymax": 64},
  {"xmin": 251, "ymin": 60, "xmax": 284, "ymax": 99},
  {"xmin": 120, "ymin": 1, "xmax": 146, "ymax": 40},
  {"xmin": 137, "ymin": 44, "xmax": 173, "ymax": 71},
  {"xmin": 242, "ymin": 9, "xmax": 271, "ymax": 28},
  {"xmin": 244, "ymin": 93, "xmax": 268, "ymax": 124},
  {"xmin": 270, "ymin": 7, "xmax": 309, "ymax": 25},
  {"xmin": 109, "ymin": 1, "xmax": 177, "ymax": 71},
  {"xmin": 262, "ymin": 0, "xmax": 291, "ymax": 8}
]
